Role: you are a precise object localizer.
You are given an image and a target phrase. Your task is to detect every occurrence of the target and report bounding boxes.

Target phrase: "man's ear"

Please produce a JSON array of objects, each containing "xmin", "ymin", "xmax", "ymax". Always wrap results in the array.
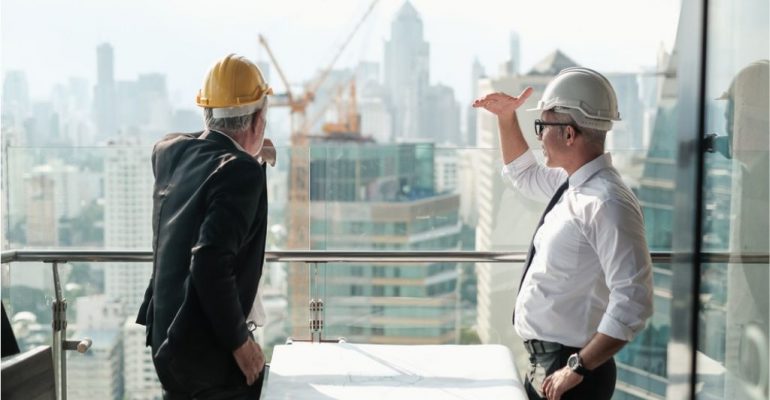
[
  {"xmin": 565, "ymin": 126, "xmax": 574, "ymax": 141},
  {"xmin": 251, "ymin": 109, "xmax": 265, "ymax": 133}
]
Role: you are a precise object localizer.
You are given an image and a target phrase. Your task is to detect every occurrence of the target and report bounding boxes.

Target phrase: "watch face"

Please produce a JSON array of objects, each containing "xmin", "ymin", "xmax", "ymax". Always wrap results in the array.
[{"xmin": 568, "ymin": 354, "xmax": 578, "ymax": 369}]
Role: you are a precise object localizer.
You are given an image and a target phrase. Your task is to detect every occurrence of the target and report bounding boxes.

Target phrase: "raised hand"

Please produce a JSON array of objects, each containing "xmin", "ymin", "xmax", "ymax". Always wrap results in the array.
[
  {"xmin": 257, "ymin": 138, "xmax": 276, "ymax": 167},
  {"xmin": 472, "ymin": 87, "xmax": 534, "ymax": 118}
]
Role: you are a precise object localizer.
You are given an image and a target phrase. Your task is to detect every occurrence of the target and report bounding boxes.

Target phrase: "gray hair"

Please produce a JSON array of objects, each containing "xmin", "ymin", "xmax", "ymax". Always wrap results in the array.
[
  {"xmin": 203, "ymin": 108, "xmax": 260, "ymax": 134},
  {"xmin": 547, "ymin": 110, "xmax": 606, "ymax": 147}
]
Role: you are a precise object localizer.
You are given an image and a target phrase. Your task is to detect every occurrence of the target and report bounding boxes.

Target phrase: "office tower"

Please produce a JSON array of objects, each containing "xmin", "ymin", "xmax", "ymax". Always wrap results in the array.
[
  {"xmin": 434, "ymin": 149, "xmax": 459, "ymax": 194},
  {"xmin": 287, "ymin": 139, "xmax": 462, "ymax": 343},
  {"xmin": 2, "ymin": 71, "xmax": 30, "ymax": 119},
  {"xmin": 116, "ymin": 73, "xmax": 172, "ymax": 140},
  {"xmin": 359, "ymin": 97, "xmax": 392, "ymax": 143},
  {"xmin": 384, "ymin": 1, "xmax": 429, "ymax": 141},
  {"xmin": 466, "ymin": 58, "xmax": 486, "ymax": 146},
  {"xmin": 94, "ymin": 43, "xmax": 118, "ymax": 140},
  {"xmin": 103, "ymin": 138, "xmax": 153, "ymax": 314},
  {"xmin": 509, "ymin": 32, "xmax": 521, "ymax": 76},
  {"xmin": 24, "ymin": 170, "xmax": 58, "ymax": 246},
  {"xmin": 421, "ymin": 84, "xmax": 461, "ymax": 145},
  {"xmin": 605, "ymin": 73, "xmax": 645, "ymax": 153},
  {"xmin": 67, "ymin": 329, "xmax": 123, "ymax": 400},
  {"xmin": 102, "ymin": 138, "xmax": 161, "ymax": 398},
  {"xmin": 122, "ymin": 318, "xmax": 160, "ymax": 400}
]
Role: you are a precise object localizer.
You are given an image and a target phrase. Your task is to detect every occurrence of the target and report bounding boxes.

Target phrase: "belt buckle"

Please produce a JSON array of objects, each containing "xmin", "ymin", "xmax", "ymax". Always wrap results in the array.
[{"xmin": 525, "ymin": 340, "xmax": 537, "ymax": 354}]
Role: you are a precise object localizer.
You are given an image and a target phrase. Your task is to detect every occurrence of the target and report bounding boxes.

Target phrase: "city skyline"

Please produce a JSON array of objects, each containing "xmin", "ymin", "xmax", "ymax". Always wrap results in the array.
[{"xmin": 2, "ymin": 0, "xmax": 680, "ymax": 108}]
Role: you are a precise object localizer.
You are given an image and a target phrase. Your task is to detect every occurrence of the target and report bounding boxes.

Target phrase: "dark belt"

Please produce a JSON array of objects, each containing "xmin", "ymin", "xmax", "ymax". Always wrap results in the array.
[{"xmin": 523, "ymin": 339, "xmax": 564, "ymax": 355}]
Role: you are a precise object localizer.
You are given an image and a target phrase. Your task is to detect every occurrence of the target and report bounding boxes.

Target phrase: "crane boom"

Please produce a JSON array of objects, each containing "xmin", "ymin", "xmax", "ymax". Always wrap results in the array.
[
  {"xmin": 306, "ymin": 0, "xmax": 380, "ymax": 97},
  {"xmin": 257, "ymin": 1, "xmax": 379, "ymax": 339},
  {"xmin": 258, "ymin": 34, "xmax": 295, "ymax": 104}
]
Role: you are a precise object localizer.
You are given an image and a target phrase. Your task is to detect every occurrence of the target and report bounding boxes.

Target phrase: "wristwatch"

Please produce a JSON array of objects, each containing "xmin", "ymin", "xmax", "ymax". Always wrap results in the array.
[{"xmin": 567, "ymin": 352, "xmax": 590, "ymax": 376}]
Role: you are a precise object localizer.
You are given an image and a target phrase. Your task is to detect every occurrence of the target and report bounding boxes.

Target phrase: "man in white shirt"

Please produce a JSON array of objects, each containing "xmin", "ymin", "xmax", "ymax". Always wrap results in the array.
[{"xmin": 473, "ymin": 67, "xmax": 654, "ymax": 400}]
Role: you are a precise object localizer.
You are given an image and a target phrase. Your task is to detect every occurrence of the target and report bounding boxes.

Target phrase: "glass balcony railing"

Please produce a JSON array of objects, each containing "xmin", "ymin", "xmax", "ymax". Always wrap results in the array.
[{"xmin": 4, "ymin": 250, "xmax": 764, "ymax": 400}]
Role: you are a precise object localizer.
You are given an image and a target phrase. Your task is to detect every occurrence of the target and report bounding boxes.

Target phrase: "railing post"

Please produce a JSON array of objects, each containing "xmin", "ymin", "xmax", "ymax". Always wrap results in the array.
[
  {"xmin": 51, "ymin": 261, "xmax": 67, "ymax": 400},
  {"xmin": 308, "ymin": 262, "xmax": 325, "ymax": 343}
]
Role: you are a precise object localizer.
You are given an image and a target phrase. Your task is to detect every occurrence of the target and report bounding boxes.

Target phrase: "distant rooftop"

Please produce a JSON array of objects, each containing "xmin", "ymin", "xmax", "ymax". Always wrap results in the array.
[
  {"xmin": 396, "ymin": 0, "xmax": 420, "ymax": 20},
  {"xmin": 528, "ymin": 50, "xmax": 580, "ymax": 76}
]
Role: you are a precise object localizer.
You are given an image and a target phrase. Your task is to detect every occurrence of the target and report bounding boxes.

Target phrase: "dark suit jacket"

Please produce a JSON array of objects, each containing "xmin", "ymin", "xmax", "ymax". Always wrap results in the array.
[{"xmin": 136, "ymin": 130, "xmax": 267, "ymax": 392}]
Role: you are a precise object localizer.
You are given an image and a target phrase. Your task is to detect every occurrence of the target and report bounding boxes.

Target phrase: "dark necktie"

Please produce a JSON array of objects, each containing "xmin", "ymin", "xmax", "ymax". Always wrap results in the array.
[{"xmin": 513, "ymin": 180, "xmax": 569, "ymax": 323}]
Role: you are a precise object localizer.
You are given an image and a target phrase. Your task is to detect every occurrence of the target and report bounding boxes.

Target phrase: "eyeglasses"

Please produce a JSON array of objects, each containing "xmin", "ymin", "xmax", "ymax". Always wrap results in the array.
[{"xmin": 534, "ymin": 119, "xmax": 578, "ymax": 139}]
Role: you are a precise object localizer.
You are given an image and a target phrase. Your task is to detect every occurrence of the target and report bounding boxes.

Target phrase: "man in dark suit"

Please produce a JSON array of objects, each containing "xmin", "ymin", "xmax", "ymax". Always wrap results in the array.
[{"xmin": 137, "ymin": 54, "xmax": 274, "ymax": 400}]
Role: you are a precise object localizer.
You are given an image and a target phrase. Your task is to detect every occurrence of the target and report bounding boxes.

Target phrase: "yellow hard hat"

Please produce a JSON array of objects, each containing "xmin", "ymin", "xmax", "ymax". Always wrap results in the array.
[{"xmin": 196, "ymin": 54, "xmax": 273, "ymax": 118}]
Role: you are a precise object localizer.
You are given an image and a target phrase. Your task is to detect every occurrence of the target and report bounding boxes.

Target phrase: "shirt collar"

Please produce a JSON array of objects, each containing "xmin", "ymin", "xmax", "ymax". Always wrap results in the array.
[
  {"xmin": 569, "ymin": 153, "xmax": 613, "ymax": 188},
  {"xmin": 202, "ymin": 130, "xmax": 248, "ymax": 154}
]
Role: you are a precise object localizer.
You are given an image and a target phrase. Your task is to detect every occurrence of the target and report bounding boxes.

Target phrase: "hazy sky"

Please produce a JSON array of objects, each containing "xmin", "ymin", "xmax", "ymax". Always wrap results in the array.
[{"xmin": 2, "ymin": 0, "xmax": 680, "ymax": 108}]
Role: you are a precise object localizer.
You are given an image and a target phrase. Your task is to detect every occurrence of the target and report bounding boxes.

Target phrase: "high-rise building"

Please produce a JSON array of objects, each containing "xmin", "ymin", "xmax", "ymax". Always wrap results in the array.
[
  {"xmin": 102, "ymin": 138, "xmax": 161, "ymax": 398},
  {"xmin": 2, "ymin": 71, "xmax": 30, "ymax": 119},
  {"xmin": 29, "ymin": 161, "xmax": 94, "ymax": 221},
  {"xmin": 52, "ymin": 77, "xmax": 94, "ymax": 147},
  {"xmin": 359, "ymin": 97, "xmax": 392, "ymax": 143},
  {"xmin": 24, "ymin": 170, "xmax": 58, "ymax": 246},
  {"xmin": 434, "ymin": 149, "xmax": 459, "ymax": 194},
  {"xmin": 2, "ymin": 124, "xmax": 29, "ymax": 249},
  {"xmin": 384, "ymin": 1, "xmax": 429, "ymax": 141},
  {"xmin": 115, "ymin": 73, "xmax": 172, "ymax": 140},
  {"xmin": 94, "ymin": 43, "xmax": 118, "ymax": 140},
  {"xmin": 104, "ymin": 138, "xmax": 153, "ymax": 314},
  {"xmin": 287, "ymin": 140, "xmax": 463, "ymax": 343},
  {"xmin": 605, "ymin": 73, "xmax": 645, "ymax": 153},
  {"xmin": 466, "ymin": 58, "xmax": 486, "ymax": 146},
  {"xmin": 122, "ymin": 318, "xmax": 160, "ymax": 400},
  {"xmin": 25, "ymin": 101, "xmax": 61, "ymax": 147},
  {"xmin": 421, "ymin": 84, "xmax": 461, "ymax": 145},
  {"xmin": 172, "ymin": 109, "xmax": 202, "ymax": 133},
  {"xmin": 616, "ymin": 34, "xmax": 680, "ymax": 400},
  {"xmin": 75, "ymin": 295, "xmax": 125, "ymax": 331},
  {"xmin": 509, "ymin": 32, "xmax": 521, "ymax": 76},
  {"xmin": 67, "ymin": 329, "xmax": 123, "ymax": 400},
  {"xmin": 356, "ymin": 62, "xmax": 393, "ymax": 143},
  {"xmin": 384, "ymin": 2, "xmax": 461, "ymax": 144}
]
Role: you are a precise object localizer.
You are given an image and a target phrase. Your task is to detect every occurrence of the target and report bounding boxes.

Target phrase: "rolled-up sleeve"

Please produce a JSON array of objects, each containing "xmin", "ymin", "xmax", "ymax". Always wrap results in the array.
[
  {"xmin": 590, "ymin": 199, "xmax": 654, "ymax": 341},
  {"xmin": 501, "ymin": 150, "xmax": 567, "ymax": 202}
]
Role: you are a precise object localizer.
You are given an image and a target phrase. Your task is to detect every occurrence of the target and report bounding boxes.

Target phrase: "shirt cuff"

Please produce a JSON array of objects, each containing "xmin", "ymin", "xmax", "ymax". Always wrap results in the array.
[
  {"xmin": 501, "ymin": 150, "xmax": 537, "ymax": 178},
  {"xmin": 597, "ymin": 312, "xmax": 637, "ymax": 341}
]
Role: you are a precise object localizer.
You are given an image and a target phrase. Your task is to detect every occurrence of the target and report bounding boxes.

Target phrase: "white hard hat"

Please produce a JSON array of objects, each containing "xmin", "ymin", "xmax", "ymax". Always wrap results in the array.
[{"xmin": 528, "ymin": 67, "xmax": 621, "ymax": 131}]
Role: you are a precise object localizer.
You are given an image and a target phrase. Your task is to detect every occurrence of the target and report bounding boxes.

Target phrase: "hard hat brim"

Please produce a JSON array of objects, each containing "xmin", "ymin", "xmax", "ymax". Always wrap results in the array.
[{"xmin": 209, "ymin": 97, "xmax": 267, "ymax": 118}]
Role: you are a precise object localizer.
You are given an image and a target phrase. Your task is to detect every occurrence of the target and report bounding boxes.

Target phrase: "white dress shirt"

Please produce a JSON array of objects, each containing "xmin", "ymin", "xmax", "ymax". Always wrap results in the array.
[{"xmin": 503, "ymin": 150, "xmax": 653, "ymax": 347}]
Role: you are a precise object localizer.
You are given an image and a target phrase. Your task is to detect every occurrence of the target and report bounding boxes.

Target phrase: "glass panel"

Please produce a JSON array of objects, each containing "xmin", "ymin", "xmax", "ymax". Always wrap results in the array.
[
  {"xmin": 699, "ymin": 0, "xmax": 769, "ymax": 398},
  {"xmin": 2, "ymin": 262, "xmax": 53, "ymax": 352}
]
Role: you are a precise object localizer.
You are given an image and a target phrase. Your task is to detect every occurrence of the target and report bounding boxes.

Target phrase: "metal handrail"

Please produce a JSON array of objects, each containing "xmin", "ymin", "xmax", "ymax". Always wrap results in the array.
[
  {"xmin": 1, "ymin": 249, "xmax": 769, "ymax": 264},
  {"xmin": 1, "ymin": 248, "xmax": 767, "ymax": 400}
]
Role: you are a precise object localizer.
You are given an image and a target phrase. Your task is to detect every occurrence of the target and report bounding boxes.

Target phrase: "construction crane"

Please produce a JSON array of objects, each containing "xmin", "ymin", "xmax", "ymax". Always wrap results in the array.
[
  {"xmin": 321, "ymin": 79, "xmax": 361, "ymax": 137},
  {"xmin": 258, "ymin": 0, "xmax": 379, "ymax": 337}
]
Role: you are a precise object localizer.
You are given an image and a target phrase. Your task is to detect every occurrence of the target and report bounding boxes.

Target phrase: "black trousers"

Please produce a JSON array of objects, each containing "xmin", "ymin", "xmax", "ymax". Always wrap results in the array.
[
  {"xmin": 524, "ymin": 345, "xmax": 616, "ymax": 400},
  {"xmin": 162, "ymin": 369, "xmax": 264, "ymax": 400}
]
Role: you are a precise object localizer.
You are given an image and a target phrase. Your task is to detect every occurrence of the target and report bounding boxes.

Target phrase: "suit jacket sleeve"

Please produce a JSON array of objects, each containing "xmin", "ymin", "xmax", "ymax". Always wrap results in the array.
[
  {"xmin": 136, "ymin": 142, "xmax": 162, "ymax": 327},
  {"xmin": 190, "ymin": 158, "xmax": 263, "ymax": 351}
]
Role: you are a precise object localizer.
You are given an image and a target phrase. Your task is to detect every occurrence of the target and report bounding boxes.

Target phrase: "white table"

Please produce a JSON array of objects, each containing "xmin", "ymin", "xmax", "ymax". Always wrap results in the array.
[{"xmin": 263, "ymin": 343, "xmax": 527, "ymax": 400}]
